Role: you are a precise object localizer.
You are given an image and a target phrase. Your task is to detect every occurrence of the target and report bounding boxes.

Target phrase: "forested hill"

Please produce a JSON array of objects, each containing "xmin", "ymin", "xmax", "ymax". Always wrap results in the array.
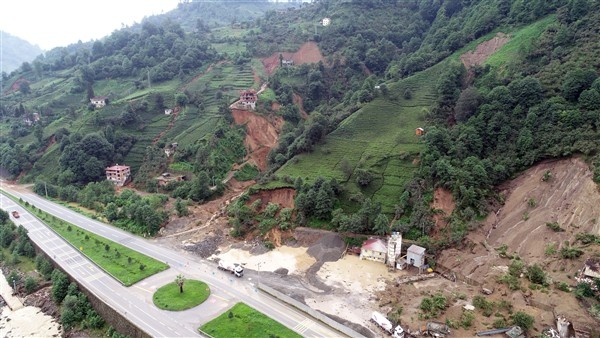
[
  {"xmin": 0, "ymin": 31, "xmax": 42, "ymax": 72},
  {"xmin": 1, "ymin": 0, "xmax": 599, "ymax": 247}
]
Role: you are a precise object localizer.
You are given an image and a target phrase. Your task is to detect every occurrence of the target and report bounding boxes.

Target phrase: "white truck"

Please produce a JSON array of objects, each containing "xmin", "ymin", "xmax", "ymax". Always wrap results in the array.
[
  {"xmin": 218, "ymin": 260, "xmax": 244, "ymax": 277},
  {"xmin": 371, "ymin": 311, "xmax": 404, "ymax": 338}
]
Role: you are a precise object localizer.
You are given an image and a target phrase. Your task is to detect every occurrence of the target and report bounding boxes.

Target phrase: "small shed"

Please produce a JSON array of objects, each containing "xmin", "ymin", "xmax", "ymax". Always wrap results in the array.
[
  {"xmin": 415, "ymin": 127, "xmax": 425, "ymax": 136},
  {"xmin": 407, "ymin": 244, "xmax": 426, "ymax": 268},
  {"xmin": 360, "ymin": 238, "xmax": 387, "ymax": 263}
]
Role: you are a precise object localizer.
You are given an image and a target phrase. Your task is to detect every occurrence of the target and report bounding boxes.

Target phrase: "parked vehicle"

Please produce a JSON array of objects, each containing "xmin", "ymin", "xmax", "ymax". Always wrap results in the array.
[
  {"xmin": 426, "ymin": 321, "xmax": 450, "ymax": 337},
  {"xmin": 218, "ymin": 260, "xmax": 244, "ymax": 277},
  {"xmin": 371, "ymin": 311, "xmax": 405, "ymax": 338},
  {"xmin": 11, "ymin": 211, "xmax": 20, "ymax": 218}
]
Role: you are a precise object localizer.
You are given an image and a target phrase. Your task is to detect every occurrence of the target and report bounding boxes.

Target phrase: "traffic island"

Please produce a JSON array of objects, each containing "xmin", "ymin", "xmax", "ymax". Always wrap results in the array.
[
  {"xmin": 152, "ymin": 280, "xmax": 210, "ymax": 311},
  {"xmin": 199, "ymin": 302, "xmax": 302, "ymax": 338}
]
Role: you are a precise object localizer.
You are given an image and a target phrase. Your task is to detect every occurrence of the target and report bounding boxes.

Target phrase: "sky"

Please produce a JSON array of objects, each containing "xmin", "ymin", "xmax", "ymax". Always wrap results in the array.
[{"xmin": 0, "ymin": 0, "xmax": 180, "ymax": 50}]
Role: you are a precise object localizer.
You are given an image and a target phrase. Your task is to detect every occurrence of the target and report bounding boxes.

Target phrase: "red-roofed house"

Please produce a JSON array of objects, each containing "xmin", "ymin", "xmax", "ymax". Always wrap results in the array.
[
  {"xmin": 360, "ymin": 238, "xmax": 388, "ymax": 263},
  {"xmin": 105, "ymin": 164, "xmax": 131, "ymax": 186}
]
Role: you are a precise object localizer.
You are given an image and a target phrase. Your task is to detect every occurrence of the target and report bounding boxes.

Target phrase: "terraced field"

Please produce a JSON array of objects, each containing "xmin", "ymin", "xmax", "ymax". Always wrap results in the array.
[{"xmin": 277, "ymin": 62, "xmax": 443, "ymax": 214}]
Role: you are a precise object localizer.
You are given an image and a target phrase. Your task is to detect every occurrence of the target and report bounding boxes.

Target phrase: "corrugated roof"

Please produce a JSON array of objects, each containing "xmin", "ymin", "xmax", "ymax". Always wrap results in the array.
[
  {"xmin": 407, "ymin": 244, "xmax": 426, "ymax": 255},
  {"xmin": 361, "ymin": 238, "xmax": 387, "ymax": 252}
]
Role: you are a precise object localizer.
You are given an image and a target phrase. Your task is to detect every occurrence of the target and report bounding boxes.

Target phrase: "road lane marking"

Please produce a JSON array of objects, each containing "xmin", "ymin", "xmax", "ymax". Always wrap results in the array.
[
  {"xmin": 211, "ymin": 294, "xmax": 229, "ymax": 302},
  {"xmin": 133, "ymin": 285, "xmax": 152, "ymax": 293},
  {"xmin": 85, "ymin": 272, "xmax": 105, "ymax": 282},
  {"xmin": 293, "ymin": 318, "xmax": 314, "ymax": 334}
]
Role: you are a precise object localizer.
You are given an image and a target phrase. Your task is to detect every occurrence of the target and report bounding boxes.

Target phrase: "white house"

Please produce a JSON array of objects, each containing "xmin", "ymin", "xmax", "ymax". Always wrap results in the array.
[
  {"xmin": 322, "ymin": 17, "xmax": 331, "ymax": 26},
  {"xmin": 407, "ymin": 244, "xmax": 426, "ymax": 268},
  {"xmin": 360, "ymin": 238, "xmax": 387, "ymax": 263},
  {"xmin": 90, "ymin": 96, "xmax": 108, "ymax": 108}
]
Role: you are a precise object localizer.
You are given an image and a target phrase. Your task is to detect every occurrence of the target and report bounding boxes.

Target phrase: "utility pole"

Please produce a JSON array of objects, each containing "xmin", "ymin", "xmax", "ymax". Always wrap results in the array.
[{"xmin": 44, "ymin": 181, "xmax": 48, "ymax": 198}]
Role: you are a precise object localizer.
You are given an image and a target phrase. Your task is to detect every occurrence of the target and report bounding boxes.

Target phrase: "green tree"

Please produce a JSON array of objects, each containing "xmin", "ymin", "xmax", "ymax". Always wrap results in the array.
[
  {"xmin": 508, "ymin": 76, "xmax": 544, "ymax": 107},
  {"xmin": 51, "ymin": 269, "xmax": 70, "ymax": 304},
  {"xmin": 373, "ymin": 213, "xmax": 390, "ymax": 235},
  {"xmin": 175, "ymin": 198, "xmax": 189, "ymax": 217},
  {"xmin": 562, "ymin": 68, "xmax": 597, "ymax": 101},
  {"xmin": 175, "ymin": 274, "xmax": 185, "ymax": 293},
  {"xmin": 24, "ymin": 276, "xmax": 38, "ymax": 294}
]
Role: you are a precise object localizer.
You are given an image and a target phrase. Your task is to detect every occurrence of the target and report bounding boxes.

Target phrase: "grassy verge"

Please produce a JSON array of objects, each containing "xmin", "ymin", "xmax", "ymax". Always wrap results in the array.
[
  {"xmin": 3, "ymin": 192, "xmax": 168, "ymax": 286},
  {"xmin": 153, "ymin": 280, "xmax": 210, "ymax": 311},
  {"xmin": 200, "ymin": 302, "xmax": 302, "ymax": 338}
]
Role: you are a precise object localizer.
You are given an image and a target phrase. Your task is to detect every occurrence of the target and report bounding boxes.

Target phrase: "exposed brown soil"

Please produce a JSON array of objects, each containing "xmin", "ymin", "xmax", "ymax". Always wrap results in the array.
[
  {"xmin": 431, "ymin": 187, "xmax": 455, "ymax": 230},
  {"xmin": 261, "ymin": 41, "xmax": 325, "ymax": 75},
  {"xmin": 247, "ymin": 188, "xmax": 295, "ymax": 212},
  {"xmin": 231, "ymin": 108, "xmax": 283, "ymax": 171},
  {"xmin": 435, "ymin": 157, "xmax": 600, "ymax": 331},
  {"xmin": 460, "ymin": 32, "xmax": 509, "ymax": 84},
  {"xmin": 292, "ymin": 93, "xmax": 309, "ymax": 119},
  {"xmin": 460, "ymin": 32, "xmax": 510, "ymax": 69}
]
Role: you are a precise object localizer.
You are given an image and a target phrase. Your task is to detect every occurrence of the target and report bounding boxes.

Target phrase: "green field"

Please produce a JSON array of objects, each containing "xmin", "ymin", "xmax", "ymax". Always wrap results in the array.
[
  {"xmin": 200, "ymin": 302, "xmax": 302, "ymax": 338},
  {"xmin": 4, "ymin": 192, "xmax": 169, "ymax": 286},
  {"xmin": 276, "ymin": 62, "xmax": 442, "ymax": 213},
  {"xmin": 153, "ymin": 280, "xmax": 210, "ymax": 311}
]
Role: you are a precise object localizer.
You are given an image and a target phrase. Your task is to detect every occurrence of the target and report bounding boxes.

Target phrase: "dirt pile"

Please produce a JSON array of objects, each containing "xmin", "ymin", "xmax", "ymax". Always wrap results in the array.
[
  {"xmin": 183, "ymin": 233, "xmax": 224, "ymax": 258},
  {"xmin": 261, "ymin": 41, "xmax": 325, "ymax": 75},
  {"xmin": 306, "ymin": 233, "xmax": 345, "ymax": 262}
]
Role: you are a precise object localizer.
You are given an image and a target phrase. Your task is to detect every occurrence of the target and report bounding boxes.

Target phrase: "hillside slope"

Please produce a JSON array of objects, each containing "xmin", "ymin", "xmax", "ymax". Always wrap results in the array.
[{"xmin": 0, "ymin": 31, "xmax": 42, "ymax": 72}]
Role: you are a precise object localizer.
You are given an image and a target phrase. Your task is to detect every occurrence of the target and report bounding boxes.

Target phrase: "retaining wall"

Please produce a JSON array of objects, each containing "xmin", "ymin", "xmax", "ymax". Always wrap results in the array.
[{"xmin": 258, "ymin": 283, "xmax": 366, "ymax": 338}]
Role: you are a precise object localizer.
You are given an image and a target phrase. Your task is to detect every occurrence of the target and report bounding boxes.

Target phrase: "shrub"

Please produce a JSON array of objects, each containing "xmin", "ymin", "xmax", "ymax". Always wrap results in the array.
[
  {"xmin": 512, "ymin": 311, "xmax": 534, "ymax": 331},
  {"xmin": 546, "ymin": 222, "xmax": 564, "ymax": 232},
  {"xmin": 460, "ymin": 310, "xmax": 475, "ymax": 328},
  {"xmin": 508, "ymin": 259, "xmax": 524, "ymax": 277},
  {"xmin": 560, "ymin": 244, "xmax": 583, "ymax": 259},
  {"xmin": 526, "ymin": 264, "xmax": 547, "ymax": 285},
  {"xmin": 544, "ymin": 243, "xmax": 557, "ymax": 256},
  {"xmin": 24, "ymin": 276, "xmax": 38, "ymax": 294}
]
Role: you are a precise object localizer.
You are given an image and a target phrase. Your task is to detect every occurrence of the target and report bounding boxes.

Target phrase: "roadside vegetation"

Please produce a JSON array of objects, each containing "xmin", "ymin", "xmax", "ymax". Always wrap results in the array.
[
  {"xmin": 152, "ymin": 276, "xmax": 210, "ymax": 311},
  {"xmin": 199, "ymin": 302, "xmax": 302, "ymax": 338},
  {"xmin": 5, "ymin": 193, "xmax": 168, "ymax": 286},
  {"xmin": 0, "ymin": 209, "xmax": 129, "ymax": 338}
]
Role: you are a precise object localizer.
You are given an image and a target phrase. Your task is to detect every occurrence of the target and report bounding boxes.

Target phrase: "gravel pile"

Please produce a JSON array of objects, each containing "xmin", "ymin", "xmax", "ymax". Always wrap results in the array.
[
  {"xmin": 183, "ymin": 235, "xmax": 222, "ymax": 258},
  {"xmin": 306, "ymin": 233, "xmax": 345, "ymax": 262}
]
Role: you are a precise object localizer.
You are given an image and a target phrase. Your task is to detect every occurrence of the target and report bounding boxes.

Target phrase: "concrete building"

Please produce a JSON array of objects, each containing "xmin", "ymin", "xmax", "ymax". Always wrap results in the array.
[
  {"xmin": 387, "ymin": 232, "xmax": 402, "ymax": 268},
  {"xmin": 105, "ymin": 164, "xmax": 131, "ymax": 187},
  {"xmin": 239, "ymin": 89, "xmax": 257, "ymax": 110},
  {"xmin": 407, "ymin": 244, "xmax": 426, "ymax": 268},
  {"xmin": 90, "ymin": 96, "xmax": 108, "ymax": 108},
  {"xmin": 360, "ymin": 238, "xmax": 387, "ymax": 263}
]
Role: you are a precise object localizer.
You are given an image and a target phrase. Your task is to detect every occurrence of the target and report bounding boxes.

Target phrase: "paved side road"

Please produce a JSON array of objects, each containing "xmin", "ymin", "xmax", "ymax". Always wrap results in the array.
[{"xmin": 0, "ymin": 184, "xmax": 354, "ymax": 338}]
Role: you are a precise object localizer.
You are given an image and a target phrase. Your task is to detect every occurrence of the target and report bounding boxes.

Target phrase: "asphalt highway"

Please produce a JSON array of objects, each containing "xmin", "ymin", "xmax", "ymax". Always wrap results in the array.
[{"xmin": 0, "ymin": 182, "xmax": 353, "ymax": 338}]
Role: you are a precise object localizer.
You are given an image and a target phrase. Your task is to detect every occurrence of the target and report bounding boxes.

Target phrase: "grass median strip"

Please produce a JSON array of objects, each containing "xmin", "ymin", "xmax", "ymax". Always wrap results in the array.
[
  {"xmin": 153, "ymin": 279, "xmax": 210, "ymax": 311},
  {"xmin": 200, "ymin": 302, "xmax": 302, "ymax": 338},
  {"xmin": 5, "ymin": 193, "xmax": 168, "ymax": 286}
]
